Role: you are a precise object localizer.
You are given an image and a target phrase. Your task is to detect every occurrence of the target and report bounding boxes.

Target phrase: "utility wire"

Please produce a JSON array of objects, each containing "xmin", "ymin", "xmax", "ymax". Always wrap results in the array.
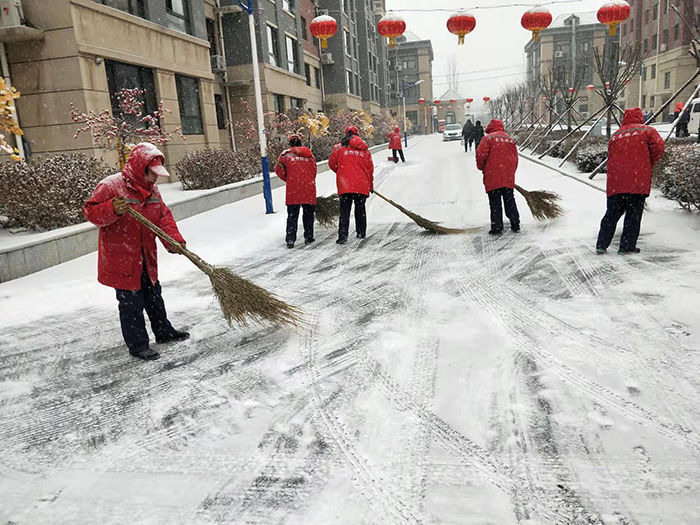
[{"xmin": 322, "ymin": 0, "xmax": 590, "ymax": 15}]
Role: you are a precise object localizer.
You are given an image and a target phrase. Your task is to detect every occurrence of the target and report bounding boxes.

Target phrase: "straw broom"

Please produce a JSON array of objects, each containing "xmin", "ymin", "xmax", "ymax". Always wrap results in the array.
[
  {"xmin": 314, "ymin": 194, "xmax": 340, "ymax": 228},
  {"xmin": 371, "ymin": 190, "xmax": 477, "ymax": 235},
  {"xmin": 514, "ymin": 185, "xmax": 564, "ymax": 221},
  {"xmin": 125, "ymin": 208, "xmax": 302, "ymax": 328}
]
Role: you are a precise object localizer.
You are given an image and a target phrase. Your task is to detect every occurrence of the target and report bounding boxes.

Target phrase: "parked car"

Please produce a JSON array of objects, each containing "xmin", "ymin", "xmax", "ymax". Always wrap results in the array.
[
  {"xmin": 443, "ymin": 123, "xmax": 462, "ymax": 142},
  {"xmin": 687, "ymin": 98, "xmax": 700, "ymax": 135}
]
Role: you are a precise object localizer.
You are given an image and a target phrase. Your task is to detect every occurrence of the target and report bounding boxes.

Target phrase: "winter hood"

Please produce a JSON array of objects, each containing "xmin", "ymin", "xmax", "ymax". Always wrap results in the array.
[
  {"xmin": 485, "ymin": 120, "xmax": 505, "ymax": 134},
  {"xmin": 348, "ymin": 136, "xmax": 369, "ymax": 150},
  {"xmin": 621, "ymin": 107, "xmax": 644, "ymax": 126},
  {"xmin": 287, "ymin": 146, "xmax": 313, "ymax": 158},
  {"xmin": 123, "ymin": 142, "xmax": 166, "ymax": 191},
  {"xmin": 394, "ymin": 127, "xmax": 400, "ymax": 133}
]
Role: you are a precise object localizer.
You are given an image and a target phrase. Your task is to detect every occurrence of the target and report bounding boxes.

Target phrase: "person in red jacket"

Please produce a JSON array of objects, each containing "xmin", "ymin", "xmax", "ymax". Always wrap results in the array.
[
  {"xmin": 275, "ymin": 134, "xmax": 318, "ymax": 248},
  {"xmin": 388, "ymin": 126, "xmax": 405, "ymax": 163},
  {"xmin": 596, "ymin": 107, "xmax": 665, "ymax": 255},
  {"xmin": 475, "ymin": 120, "xmax": 520, "ymax": 235},
  {"xmin": 83, "ymin": 143, "xmax": 189, "ymax": 361},
  {"xmin": 329, "ymin": 126, "xmax": 375, "ymax": 244}
]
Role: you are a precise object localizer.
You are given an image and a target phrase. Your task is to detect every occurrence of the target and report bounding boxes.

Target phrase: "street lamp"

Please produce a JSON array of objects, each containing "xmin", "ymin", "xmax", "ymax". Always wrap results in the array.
[
  {"xmin": 401, "ymin": 79, "xmax": 424, "ymax": 147},
  {"xmin": 237, "ymin": 0, "xmax": 274, "ymax": 214}
]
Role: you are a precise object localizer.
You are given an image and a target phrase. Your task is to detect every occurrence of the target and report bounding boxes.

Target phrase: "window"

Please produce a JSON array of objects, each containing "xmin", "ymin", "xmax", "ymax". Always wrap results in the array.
[
  {"xmin": 352, "ymin": 35, "xmax": 357, "ymax": 58},
  {"xmin": 355, "ymin": 73, "xmax": 360, "ymax": 95},
  {"xmin": 644, "ymin": 9, "xmax": 649, "ymax": 24},
  {"xmin": 664, "ymin": 0, "xmax": 669, "ymax": 13},
  {"xmin": 105, "ymin": 60, "xmax": 157, "ymax": 122},
  {"xmin": 175, "ymin": 75, "xmax": 203, "ymax": 135},
  {"xmin": 665, "ymin": 72, "xmax": 671, "ymax": 89},
  {"xmin": 650, "ymin": 96, "xmax": 655, "ymax": 108},
  {"xmin": 274, "ymin": 94, "xmax": 285, "ymax": 113},
  {"xmin": 282, "ymin": 0, "xmax": 294, "ymax": 12},
  {"xmin": 622, "ymin": 23, "xmax": 626, "ymax": 37},
  {"xmin": 651, "ymin": 64, "xmax": 656, "ymax": 79},
  {"xmin": 214, "ymin": 94, "xmax": 226, "ymax": 130},
  {"xmin": 301, "ymin": 16, "xmax": 308, "ymax": 40},
  {"xmin": 96, "ymin": 0, "xmax": 145, "ymax": 18},
  {"xmin": 579, "ymin": 104, "xmax": 589, "ymax": 113},
  {"xmin": 675, "ymin": 24, "xmax": 680, "ymax": 41},
  {"xmin": 286, "ymin": 36, "xmax": 299, "ymax": 74},
  {"xmin": 290, "ymin": 97, "xmax": 303, "ymax": 109},
  {"xmin": 652, "ymin": 34, "xmax": 657, "ymax": 50},
  {"xmin": 344, "ymin": 30, "xmax": 351, "ymax": 56},
  {"xmin": 305, "ymin": 63, "xmax": 311, "ymax": 86},
  {"xmin": 346, "ymin": 70, "xmax": 353, "ymax": 94},
  {"xmin": 314, "ymin": 67, "xmax": 321, "ymax": 89},
  {"xmin": 694, "ymin": 103, "xmax": 700, "ymax": 113},
  {"xmin": 663, "ymin": 29, "xmax": 668, "ymax": 49},
  {"xmin": 653, "ymin": 3, "xmax": 658, "ymax": 20},
  {"xmin": 206, "ymin": 18, "xmax": 217, "ymax": 57},
  {"xmin": 403, "ymin": 57, "xmax": 417, "ymax": 69},
  {"xmin": 267, "ymin": 25, "xmax": 280, "ymax": 67},
  {"xmin": 165, "ymin": 0, "xmax": 190, "ymax": 34},
  {"xmin": 642, "ymin": 66, "xmax": 647, "ymax": 81},
  {"xmin": 642, "ymin": 95, "xmax": 646, "ymax": 108},
  {"xmin": 644, "ymin": 39, "xmax": 648, "ymax": 53}
]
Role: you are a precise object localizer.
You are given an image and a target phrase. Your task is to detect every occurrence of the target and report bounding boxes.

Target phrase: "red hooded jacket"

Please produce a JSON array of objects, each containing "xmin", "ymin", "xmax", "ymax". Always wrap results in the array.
[
  {"xmin": 83, "ymin": 143, "xmax": 185, "ymax": 291},
  {"xmin": 607, "ymin": 108, "xmax": 665, "ymax": 197},
  {"xmin": 475, "ymin": 120, "xmax": 518, "ymax": 193},
  {"xmin": 329, "ymin": 136, "xmax": 375, "ymax": 196},
  {"xmin": 275, "ymin": 147, "xmax": 318, "ymax": 205},
  {"xmin": 388, "ymin": 127, "xmax": 402, "ymax": 150}
]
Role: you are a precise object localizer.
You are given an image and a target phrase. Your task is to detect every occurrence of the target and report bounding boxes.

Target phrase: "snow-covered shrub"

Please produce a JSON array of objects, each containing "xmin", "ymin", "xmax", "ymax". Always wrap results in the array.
[
  {"xmin": 660, "ymin": 144, "xmax": 700, "ymax": 211},
  {"xmin": 176, "ymin": 147, "xmax": 259, "ymax": 190},
  {"xmin": 0, "ymin": 154, "xmax": 111, "ymax": 230},
  {"xmin": 575, "ymin": 142, "xmax": 608, "ymax": 173}
]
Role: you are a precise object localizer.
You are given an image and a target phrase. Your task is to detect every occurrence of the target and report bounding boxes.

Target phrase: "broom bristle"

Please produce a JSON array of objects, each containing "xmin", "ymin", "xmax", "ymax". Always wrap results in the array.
[
  {"xmin": 315, "ymin": 194, "xmax": 340, "ymax": 228},
  {"xmin": 515, "ymin": 185, "xmax": 565, "ymax": 221},
  {"xmin": 207, "ymin": 266, "xmax": 303, "ymax": 328}
]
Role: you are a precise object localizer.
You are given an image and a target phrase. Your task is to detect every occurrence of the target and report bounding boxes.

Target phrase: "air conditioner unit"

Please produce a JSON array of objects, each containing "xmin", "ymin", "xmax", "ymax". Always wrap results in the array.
[
  {"xmin": 394, "ymin": 65, "xmax": 402, "ymax": 71},
  {"xmin": 210, "ymin": 54, "xmax": 226, "ymax": 72},
  {"xmin": 321, "ymin": 52, "xmax": 334, "ymax": 65},
  {"xmin": 0, "ymin": 0, "xmax": 23, "ymax": 27},
  {"xmin": 318, "ymin": 9, "xmax": 329, "ymax": 16},
  {"xmin": 660, "ymin": 43, "xmax": 667, "ymax": 52},
  {"xmin": 373, "ymin": 0, "xmax": 386, "ymax": 17},
  {"xmin": 385, "ymin": 59, "xmax": 391, "ymax": 68},
  {"xmin": 395, "ymin": 92, "xmax": 402, "ymax": 98},
  {"xmin": 554, "ymin": 51, "xmax": 564, "ymax": 58}
]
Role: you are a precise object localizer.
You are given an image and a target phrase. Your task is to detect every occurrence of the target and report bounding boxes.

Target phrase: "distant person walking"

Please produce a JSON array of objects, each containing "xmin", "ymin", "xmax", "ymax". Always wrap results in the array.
[
  {"xmin": 596, "ymin": 108, "xmax": 665, "ymax": 255},
  {"xmin": 473, "ymin": 121, "xmax": 485, "ymax": 150},
  {"xmin": 475, "ymin": 120, "xmax": 520, "ymax": 235},
  {"xmin": 275, "ymin": 134, "xmax": 318, "ymax": 248},
  {"xmin": 388, "ymin": 126, "xmax": 405, "ymax": 163},
  {"xmin": 674, "ymin": 102, "xmax": 691, "ymax": 138},
  {"xmin": 462, "ymin": 119, "xmax": 475, "ymax": 152},
  {"xmin": 329, "ymin": 126, "xmax": 375, "ymax": 244}
]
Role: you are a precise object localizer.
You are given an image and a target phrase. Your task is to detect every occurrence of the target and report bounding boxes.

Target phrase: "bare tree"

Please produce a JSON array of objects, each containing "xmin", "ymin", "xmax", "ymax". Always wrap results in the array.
[{"xmin": 446, "ymin": 56, "xmax": 460, "ymax": 94}]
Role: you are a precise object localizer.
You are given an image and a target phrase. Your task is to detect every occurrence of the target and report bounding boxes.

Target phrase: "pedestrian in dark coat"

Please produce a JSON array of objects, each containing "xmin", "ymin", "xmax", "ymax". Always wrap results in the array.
[
  {"xmin": 475, "ymin": 120, "xmax": 520, "ymax": 235},
  {"xmin": 674, "ymin": 102, "xmax": 691, "ymax": 138},
  {"xmin": 596, "ymin": 108, "xmax": 665, "ymax": 255},
  {"xmin": 83, "ymin": 143, "xmax": 190, "ymax": 361},
  {"xmin": 473, "ymin": 121, "xmax": 485, "ymax": 150},
  {"xmin": 329, "ymin": 126, "xmax": 375, "ymax": 244},
  {"xmin": 462, "ymin": 120, "xmax": 475, "ymax": 152},
  {"xmin": 275, "ymin": 134, "xmax": 318, "ymax": 248},
  {"xmin": 388, "ymin": 126, "xmax": 405, "ymax": 163}
]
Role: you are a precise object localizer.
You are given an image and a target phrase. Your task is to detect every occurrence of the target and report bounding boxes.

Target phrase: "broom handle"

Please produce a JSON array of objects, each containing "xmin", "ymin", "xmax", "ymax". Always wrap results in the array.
[
  {"xmin": 514, "ymin": 184, "xmax": 529, "ymax": 197},
  {"xmin": 124, "ymin": 207, "xmax": 213, "ymax": 274},
  {"xmin": 372, "ymin": 189, "xmax": 404, "ymax": 212}
]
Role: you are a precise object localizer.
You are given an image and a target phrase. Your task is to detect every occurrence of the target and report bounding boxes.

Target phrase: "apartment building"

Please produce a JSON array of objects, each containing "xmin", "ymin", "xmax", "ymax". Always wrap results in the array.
[
  {"xmin": 524, "ymin": 13, "xmax": 609, "ymax": 123},
  {"xmin": 620, "ymin": 0, "xmax": 699, "ymax": 121},
  {"xmin": 4, "ymin": 0, "xmax": 228, "ymax": 178},
  {"xmin": 388, "ymin": 31, "xmax": 433, "ymax": 134}
]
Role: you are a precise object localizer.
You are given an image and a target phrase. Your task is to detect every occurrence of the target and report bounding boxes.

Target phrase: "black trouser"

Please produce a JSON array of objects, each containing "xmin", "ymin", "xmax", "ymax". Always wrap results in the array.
[
  {"xmin": 116, "ymin": 265, "xmax": 173, "ymax": 353},
  {"xmin": 392, "ymin": 149, "xmax": 405, "ymax": 163},
  {"xmin": 487, "ymin": 187, "xmax": 520, "ymax": 232},
  {"xmin": 464, "ymin": 137, "xmax": 471, "ymax": 151},
  {"xmin": 676, "ymin": 122, "xmax": 689, "ymax": 138},
  {"xmin": 474, "ymin": 137, "xmax": 482, "ymax": 150},
  {"xmin": 286, "ymin": 204, "xmax": 315, "ymax": 243},
  {"xmin": 596, "ymin": 193, "xmax": 646, "ymax": 252},
  {"xmin": 338, "ymin": 193, "xmax": 367, "ymax": 239}
]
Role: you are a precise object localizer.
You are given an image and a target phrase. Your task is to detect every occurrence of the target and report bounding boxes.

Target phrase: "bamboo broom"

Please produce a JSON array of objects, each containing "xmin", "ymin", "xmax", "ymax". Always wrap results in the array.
[
  {"xmin": 125, "ymin": 208, "xmax": 302, "ymax": 328},
  {"xmin": 514, "ymin": 185, "xmax": 565, "ymax": 221},
  {"xmin": 314, "ymin": 194, "xmax": 340, "ymax": 228},
  {"xmin": 371, "ymin": 190, "xmax": 478, "ymax": 234}
]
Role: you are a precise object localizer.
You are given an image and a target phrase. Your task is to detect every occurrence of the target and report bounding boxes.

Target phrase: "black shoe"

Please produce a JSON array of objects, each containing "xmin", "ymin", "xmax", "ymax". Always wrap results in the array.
[
  {"xmin": 596, "ymin": 247, "xmax": 607, "ymax": 254},
  {"xmin": 336, "ymin": 237, "xmax": 348, "ymax": 244},
  {"xmin": 304, "ymin": 238, "xmax": 315, "ymax": 245},
  {"xmin": 129, "ymin": 347, "xmax": 160, "ymax": 361},
  {"xmin": 356, "ymin": 233, "xmax": 366, "ymax": 239},
  {"xmin": 156, "ymin": 330, "xmax": 190, "ymax": 345},
  {"xmin": 286, "ymin": 241, "xmax": 295, "ymax": 249},
  {"xmin": 618, "ymin": 248, "xmax": 641, "ymax": 255},
  {"xmin": 488, "ymin": 230, "xmax": 503, "ymax": 236},
  {"xmin": 511, "ymin": 226, "xmax": 520, "ymax": 233}
]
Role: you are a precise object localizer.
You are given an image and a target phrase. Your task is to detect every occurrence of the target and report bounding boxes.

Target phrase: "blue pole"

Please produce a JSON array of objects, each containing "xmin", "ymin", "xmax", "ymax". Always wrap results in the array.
[{"xmin": 261, "ymin": 156, "xmax": 273, "ymax": 214}]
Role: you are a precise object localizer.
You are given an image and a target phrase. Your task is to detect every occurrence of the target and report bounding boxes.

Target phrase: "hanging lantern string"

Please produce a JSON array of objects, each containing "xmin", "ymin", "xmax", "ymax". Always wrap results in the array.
[{"xmin": 321, "ymin": 0, "xmax": 589, "ymax": 15}]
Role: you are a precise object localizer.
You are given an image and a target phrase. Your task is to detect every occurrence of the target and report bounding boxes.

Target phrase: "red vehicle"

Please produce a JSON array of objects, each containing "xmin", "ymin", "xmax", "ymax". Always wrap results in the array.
[{"xmin": 438, "ymin": 119, "xmax": 447, "ymax": 132}]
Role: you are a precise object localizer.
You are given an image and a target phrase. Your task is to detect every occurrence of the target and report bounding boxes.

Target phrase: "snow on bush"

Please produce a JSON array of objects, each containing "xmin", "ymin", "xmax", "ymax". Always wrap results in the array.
[
  {"xmin": 660, "ymin": 144, "xmax": 700, "ymax": 211},
  {"xmin": 576, "ymin": 142, "xmax": 608, "ymax": 173},
  {"xmin": 176, "ymin": 147, "xmax": 259, "ymax": 190},
  {"xmin": 0, "ymin": 154, "xmax": 112, "ymax": 230}
]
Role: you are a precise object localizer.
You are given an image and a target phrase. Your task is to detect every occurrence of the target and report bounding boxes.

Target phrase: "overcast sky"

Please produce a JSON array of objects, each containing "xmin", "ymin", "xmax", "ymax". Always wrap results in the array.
[{"xmin": 385, "ymin": 0, "xmax": 605, "ymax": 108}]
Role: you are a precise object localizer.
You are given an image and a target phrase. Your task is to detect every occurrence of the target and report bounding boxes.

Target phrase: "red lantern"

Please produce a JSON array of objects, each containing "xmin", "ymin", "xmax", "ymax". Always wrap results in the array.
[
  {"xmin": 605, "ymin": 81, "xmax": 611, "ymax": 89},
  {"xmin": 624, "ymin": 78, "xmax": 631, "ymax": 85},
  {"xmin": 310, "ymin": 15, "xmax": 338, "ymax": 49},
  {"xmin": 586, "ymin": 84, "xmax": 595, "ymax": 91},
  {"xmin": 466, "ymin": 98, "xmax": 474, "ymax": 103},
  {"xmin": 450, "ymin": 99, "xmax": 458, "ymax": 104},
  {"xmin": 597, "ymin": 0, "xmax": 631, "ymax": 36},
  {"xmin": 447, "ymin": 12, "xmax": 477, "ymax": 45},
  {"xmin": 543, "ymin": 97, "xmax": 548, "ymax": 102},
  {"xmin": 439, "ymin": 106, "xmax": 444, "ymax": 109},
  {"xmin": 568, "ymin": 87, "xmax": 574, "ymax": 94},
  {"xmin": 378, "ymin": 13, "xmax": 406, "ymax": 48},
  {"xmin": 434, "ymin": 99, "xmax": 441, "ymax": 105},
  {"xmin": 483, "ymin": 97, "xmax": 490, "ymax": 103},
  {"xmin": 521, "ymin": 6, "xmax": 553, "ymax": 41},
  {"xmin": 418, "ymin": 98, "xmax": 426, "ymax": 105}
]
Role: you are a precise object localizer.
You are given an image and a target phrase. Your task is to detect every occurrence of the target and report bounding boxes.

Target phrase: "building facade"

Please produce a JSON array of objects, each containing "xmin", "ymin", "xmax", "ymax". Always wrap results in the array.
[
  {"xmin": 620, "ymin": 0, "xmax": 699, "ymax": 121},
  {"xmin": 524, "ymin": 13, "xmax": 609, "ymax": 125},
  {"xmin": 6, "ymin": 0, "xmax": 226, "ymax": 178},
  {"xmin": 388, "ymin": 32, "xmax": 434, "ymax": 134}
]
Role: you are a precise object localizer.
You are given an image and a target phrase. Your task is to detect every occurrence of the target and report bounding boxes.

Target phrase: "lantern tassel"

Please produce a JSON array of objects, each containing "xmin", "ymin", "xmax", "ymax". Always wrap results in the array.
[
  {"xmin": 389, "ymin": 36, "xmax": 396, "ymax": 48},
  {"xmin": 321, "ymin": 37, "xmax": 328, "ymax": 49},
  {"xmin": 458, "ymin": 34, "xmax": 465, "ymax": 45},
  {"xmin": 609, "ymin": 23, "xmax": 617, "ymax": 36},
  {"xmin": 533, "ymin": 30, "xmax": 540, "ymax": 41}
]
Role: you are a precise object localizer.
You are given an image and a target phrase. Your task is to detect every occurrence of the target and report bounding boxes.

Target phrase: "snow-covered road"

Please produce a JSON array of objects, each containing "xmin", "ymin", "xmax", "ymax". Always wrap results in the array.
[{"xmin": 2, "ymin": 135, "xmax": 700, "ymax": 524}]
